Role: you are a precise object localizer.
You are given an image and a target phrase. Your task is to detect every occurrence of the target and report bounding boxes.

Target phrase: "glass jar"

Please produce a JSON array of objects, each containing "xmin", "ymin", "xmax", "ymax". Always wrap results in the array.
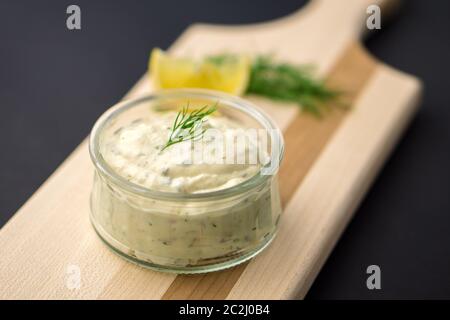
[{"xmin": 89, "ymin": 89, "xmax": 284, "ymax": 273}]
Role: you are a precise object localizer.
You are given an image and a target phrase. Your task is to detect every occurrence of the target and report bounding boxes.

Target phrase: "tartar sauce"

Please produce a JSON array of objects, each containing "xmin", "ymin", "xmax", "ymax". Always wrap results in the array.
[
  {"xmin": 101, "ymin": 112, "xmax": 262, "ymax": 193},
  {"xmin": 90, "ymin": 95, "xmax": 283, "ymax": 272}
]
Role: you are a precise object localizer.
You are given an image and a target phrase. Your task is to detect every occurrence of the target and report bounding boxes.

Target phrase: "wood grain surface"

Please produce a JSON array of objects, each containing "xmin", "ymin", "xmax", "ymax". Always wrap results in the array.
[{"xmin": 0, "ymin": 0, "xmax": 422, "ymax": 299}]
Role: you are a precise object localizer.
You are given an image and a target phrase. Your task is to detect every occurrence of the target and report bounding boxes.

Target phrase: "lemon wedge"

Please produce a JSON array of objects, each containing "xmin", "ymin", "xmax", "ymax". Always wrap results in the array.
[{"xmin": 149, "ymin": 48, "xmax": 250, "ymax": 95}]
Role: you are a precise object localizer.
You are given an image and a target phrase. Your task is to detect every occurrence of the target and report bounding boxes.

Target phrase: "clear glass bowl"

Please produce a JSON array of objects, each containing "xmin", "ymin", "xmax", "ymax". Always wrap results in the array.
[{"xmin": 89, "ymin": 89, "xmax": 284, "ymax": 273}]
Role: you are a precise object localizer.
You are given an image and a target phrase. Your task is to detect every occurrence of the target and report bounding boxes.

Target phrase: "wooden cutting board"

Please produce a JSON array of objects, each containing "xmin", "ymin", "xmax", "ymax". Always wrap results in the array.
[{"xmin": 0, "ymin": 0, "xmax": 422, "ymax": 299}]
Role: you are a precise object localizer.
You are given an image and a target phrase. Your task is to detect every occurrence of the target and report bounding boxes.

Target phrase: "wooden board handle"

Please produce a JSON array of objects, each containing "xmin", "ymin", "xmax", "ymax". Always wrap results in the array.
[
  {"xmin": 167, "ymin": 0, "xmax": 403, "ymax": 78},
  {"xmin": 286, "ymin": 0, "xmax": 402, "ymax": 40}
]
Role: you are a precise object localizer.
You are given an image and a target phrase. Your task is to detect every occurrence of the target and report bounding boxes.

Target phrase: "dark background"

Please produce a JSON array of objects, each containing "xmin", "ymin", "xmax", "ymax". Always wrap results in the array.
[{"xmin": 1, "ymin": 0, "xmax": 449, "ymax": 299}]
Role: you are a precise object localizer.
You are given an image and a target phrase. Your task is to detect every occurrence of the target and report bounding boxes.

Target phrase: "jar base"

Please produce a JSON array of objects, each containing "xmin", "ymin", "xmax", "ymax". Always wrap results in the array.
[{"xmin": 90, "ymin": 217, "xmax": 277, "ymax": 274}]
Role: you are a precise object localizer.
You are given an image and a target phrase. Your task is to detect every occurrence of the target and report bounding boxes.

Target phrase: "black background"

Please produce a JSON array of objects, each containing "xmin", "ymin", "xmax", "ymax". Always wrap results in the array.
[{"xmin": 1, "ymin": 0, "xmax": 449, "ymax": 299}]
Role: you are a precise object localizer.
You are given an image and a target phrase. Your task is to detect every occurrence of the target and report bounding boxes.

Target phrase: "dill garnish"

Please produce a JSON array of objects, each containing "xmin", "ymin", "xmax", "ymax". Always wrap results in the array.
[
  {"xmin": 206, "ymin": 53, "xmax": 341, "ymax": 116},
  {"xmin": 246, "ymin": 56, "xmax": 340, "ymax": 117},
  {"xmin": 161, "ymin": 103, "xmax": 217, "ymax": 151}
]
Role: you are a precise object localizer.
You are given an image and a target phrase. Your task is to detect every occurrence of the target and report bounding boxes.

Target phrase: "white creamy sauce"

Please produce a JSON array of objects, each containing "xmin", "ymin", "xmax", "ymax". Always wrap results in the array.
[
  {"xmin": 101, "ymin": 112, "xmax": 261, "ymax": 193},
  {"xmin": 91, "ymin": 110, "xmax": 281, "ymax": 268}
]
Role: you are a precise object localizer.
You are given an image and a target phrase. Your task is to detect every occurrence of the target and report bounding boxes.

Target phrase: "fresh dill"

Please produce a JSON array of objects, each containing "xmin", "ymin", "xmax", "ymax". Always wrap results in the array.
[
  {"xmin": 246, "ymin": 56, "xmax": 340, "ymax": 117},
  {"xmin": 161, "ymin": 103, "xmax": 217, "ymax": 151},
  {"xmin": 207, "ymin": 53, "xmax": 341, "ymax": 117}
]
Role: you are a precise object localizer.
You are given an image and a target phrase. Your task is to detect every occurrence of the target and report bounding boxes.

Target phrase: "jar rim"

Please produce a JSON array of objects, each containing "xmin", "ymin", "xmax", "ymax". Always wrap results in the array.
[{"xmin": 89, "ymin": 89, "xmax": 284, "ymax": 201}]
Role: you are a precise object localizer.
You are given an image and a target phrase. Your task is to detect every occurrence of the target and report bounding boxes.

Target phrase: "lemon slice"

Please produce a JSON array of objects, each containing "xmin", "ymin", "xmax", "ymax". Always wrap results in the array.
[{"xmin": 149, "ymin": 48, "xmax": 250, "ymax": 95}]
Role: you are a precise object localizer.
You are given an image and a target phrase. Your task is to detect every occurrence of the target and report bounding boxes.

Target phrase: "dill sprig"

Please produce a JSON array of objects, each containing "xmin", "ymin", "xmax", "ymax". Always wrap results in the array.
[
  {"xmin": 246, "ymin": 56, "xmax": 340, "ymax": 117},
  {"xmin": 162, "ymin": 103, "xmax": 217, "ymax": 151}
]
